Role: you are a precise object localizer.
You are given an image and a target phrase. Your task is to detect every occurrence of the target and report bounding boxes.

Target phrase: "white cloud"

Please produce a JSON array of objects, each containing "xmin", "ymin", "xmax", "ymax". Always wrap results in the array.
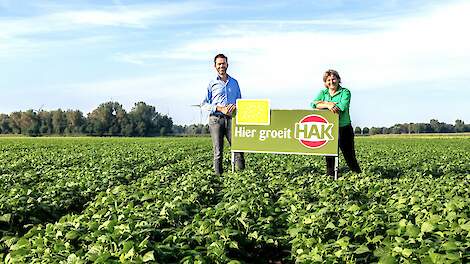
[
  {"xmin": 114, "ymin": 51, "xmax": 210, "ymax": 65},
  {"xmin": 116, "ymin": 1, "xmax": 470, "ymax": 96},
  {"xmin": 51, "ymin": 2, "xmax": 206, "ymax": 28},
  {"xmin": 0, "ymin": 1, "xmax": 208, "ymax": 57},
  {"xmin": 69, "ymin": 75, "xmax": 190, "ymax": 98},
  {"xmin": 2, "ymin": 1, "xmax": 469, "ymax": 126},
  {"xmin": 1, "ymin": 1, "xmax": 205, "ymax": 34},
  {"xmin": 107, "ymin": 1, "xmax": 470, "ymax": 124},
  {"xmin": 64, "ymin": 71, "xmax": 212, "ymax": 123}
]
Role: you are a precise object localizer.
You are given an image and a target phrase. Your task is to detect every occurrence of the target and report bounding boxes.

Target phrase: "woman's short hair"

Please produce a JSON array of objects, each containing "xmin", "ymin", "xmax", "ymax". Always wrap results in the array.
[{"xmin": 323, "ymin": 69, "xmax": 341, "ymax": 83}]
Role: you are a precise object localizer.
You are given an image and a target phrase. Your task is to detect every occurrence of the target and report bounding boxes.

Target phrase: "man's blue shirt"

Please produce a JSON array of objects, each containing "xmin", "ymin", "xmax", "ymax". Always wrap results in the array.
[{"xmin": 202, "ymin": 75, "xmax": 241, "ymax": 114}]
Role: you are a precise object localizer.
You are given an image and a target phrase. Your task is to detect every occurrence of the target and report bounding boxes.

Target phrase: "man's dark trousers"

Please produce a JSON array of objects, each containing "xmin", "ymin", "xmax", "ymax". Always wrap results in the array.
[{"xmin": 209, "ymin": 115, "xmax": 245, "ymax": 175}]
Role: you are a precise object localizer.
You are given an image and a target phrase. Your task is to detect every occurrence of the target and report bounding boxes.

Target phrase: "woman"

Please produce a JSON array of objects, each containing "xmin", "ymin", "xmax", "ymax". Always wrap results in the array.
[{"xmin": 311, "ymin": 69, "xmax": 361, "ymax": 176}]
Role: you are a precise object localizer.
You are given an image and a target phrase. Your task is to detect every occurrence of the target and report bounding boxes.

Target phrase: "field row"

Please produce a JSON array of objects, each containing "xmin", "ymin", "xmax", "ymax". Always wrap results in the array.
[{"xmin": 0, "ymin": 137, "xmax": 469, "ymax": 263}]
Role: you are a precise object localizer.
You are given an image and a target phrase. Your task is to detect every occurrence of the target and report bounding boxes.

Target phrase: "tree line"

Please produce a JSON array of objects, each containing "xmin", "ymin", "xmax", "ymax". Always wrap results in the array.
[
  {"xmin": 354, "ymin": 119, "xmax": 469, "ymax": 135},
  {"xmin": 172, "ymin": 124, "xmax": 210, "ymax": 135},
  {"xmin": 178, "ymin": 119, "xmax": 470, "ymax": 136},
  {"xmin": 175, "ymin": 119, "xmax": 470, "ymax": 136},
  {"xmin": 1, "ymin": 102, "xmax": 467, "ymax": 137},
  {"xmin": 0, "ymin": 101, "xmax": 173, "ymax": 137}
]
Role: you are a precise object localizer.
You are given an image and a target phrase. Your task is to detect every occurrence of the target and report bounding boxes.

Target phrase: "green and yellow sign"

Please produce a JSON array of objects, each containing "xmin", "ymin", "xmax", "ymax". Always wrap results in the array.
[{"xmin": 232, "ymin": 99, "xmax": 339, "ymax": 156}]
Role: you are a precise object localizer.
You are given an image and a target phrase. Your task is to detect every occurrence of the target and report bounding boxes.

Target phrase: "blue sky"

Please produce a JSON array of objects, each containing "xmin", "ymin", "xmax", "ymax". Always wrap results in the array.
[{"xmin": 1, "ymin": 0, "xmax": 469, "ymax": 127}]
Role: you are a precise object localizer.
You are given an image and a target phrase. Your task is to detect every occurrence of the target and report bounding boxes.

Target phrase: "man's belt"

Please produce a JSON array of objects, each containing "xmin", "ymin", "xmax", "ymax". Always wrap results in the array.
[{"xmin": 210, "ymin": 112, "xmax": 230, "ymax": 118}]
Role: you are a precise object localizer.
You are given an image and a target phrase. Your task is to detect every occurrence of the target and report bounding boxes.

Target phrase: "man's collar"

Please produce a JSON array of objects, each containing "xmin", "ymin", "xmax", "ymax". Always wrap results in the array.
[{"xmin": 216, "ymin": 74, "xmax": 230, "ymax": 81}]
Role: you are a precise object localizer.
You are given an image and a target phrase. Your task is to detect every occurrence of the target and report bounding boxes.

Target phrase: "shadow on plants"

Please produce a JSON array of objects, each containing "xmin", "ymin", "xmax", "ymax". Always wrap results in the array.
[
  {"xmin": 228, "ymin": 241, "xmax": 292, "ymax": 264},
  {"xmin": 369, "ymin": 167, "xmax": 404, "ymax": 179}
]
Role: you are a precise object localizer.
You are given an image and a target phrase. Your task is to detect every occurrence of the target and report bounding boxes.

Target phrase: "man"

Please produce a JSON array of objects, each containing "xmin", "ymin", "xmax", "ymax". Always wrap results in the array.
[{"xmin": 202, "ymin": 54, "xmax": 245, "ymax": 175}]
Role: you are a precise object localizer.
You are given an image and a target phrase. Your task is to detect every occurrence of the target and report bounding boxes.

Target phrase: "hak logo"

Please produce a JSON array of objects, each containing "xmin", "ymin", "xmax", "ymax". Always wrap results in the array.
[{"xmin": 294, "ymin": 115, "xmax": 334, "ymax": 148}]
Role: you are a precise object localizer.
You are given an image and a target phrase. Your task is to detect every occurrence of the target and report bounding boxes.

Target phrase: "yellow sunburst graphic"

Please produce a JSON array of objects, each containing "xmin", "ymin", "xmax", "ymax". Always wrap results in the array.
[{"xmin": 236, "ymin": 99, "xmax": 270, "ymax": 125}]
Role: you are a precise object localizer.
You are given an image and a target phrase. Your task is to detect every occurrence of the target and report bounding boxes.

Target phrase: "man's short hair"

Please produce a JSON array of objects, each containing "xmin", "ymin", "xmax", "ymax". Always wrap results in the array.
[{"xmin": 214, "ymin": 54, "xmax": 228, "ymax": 64}]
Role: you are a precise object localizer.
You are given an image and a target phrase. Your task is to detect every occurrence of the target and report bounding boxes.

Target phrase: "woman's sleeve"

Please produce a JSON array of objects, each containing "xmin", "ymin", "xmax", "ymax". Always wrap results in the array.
[
  {"xmin": 335, "ymin": 89, "xmax": 351, "ymax": 111},
  {"xmin": 310, "ymin": 90, "xmax": 324, "ymax": 109}
]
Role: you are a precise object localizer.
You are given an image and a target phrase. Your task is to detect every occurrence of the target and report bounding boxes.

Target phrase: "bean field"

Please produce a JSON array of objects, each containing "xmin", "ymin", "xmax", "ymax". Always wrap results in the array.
[{"xmin": 0, "ymin": 136, "xmax": 469, "ymax": 263}]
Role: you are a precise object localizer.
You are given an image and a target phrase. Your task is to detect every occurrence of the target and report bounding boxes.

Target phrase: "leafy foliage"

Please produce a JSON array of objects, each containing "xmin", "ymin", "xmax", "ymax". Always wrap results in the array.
[{"xmin": 0, "ymin": 136, "xmax": 469, "ymax": 263}]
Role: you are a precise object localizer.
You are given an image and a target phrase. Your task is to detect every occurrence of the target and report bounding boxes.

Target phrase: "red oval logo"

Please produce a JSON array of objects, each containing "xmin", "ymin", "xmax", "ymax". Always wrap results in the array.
[{"xmin": 297, "ymin": 115, "xmax": 329, "ymax": 149}]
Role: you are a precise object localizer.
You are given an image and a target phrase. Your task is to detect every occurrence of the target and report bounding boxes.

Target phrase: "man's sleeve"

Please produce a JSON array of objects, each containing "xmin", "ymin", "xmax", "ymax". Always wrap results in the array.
[
  {"xmin": 335, "ymin": 89, "xmax": 351, "ymax": 111},
  {"xmin": 237, "ymin": 80, "xmax": 242, "ymax": 99},
  {"xmin": 201, "ymin": 83, "xmax": 216, "ymax": 113},
  {"xmin": 310, "ymin": 90, "xmax": 324, "ymax": 109}
]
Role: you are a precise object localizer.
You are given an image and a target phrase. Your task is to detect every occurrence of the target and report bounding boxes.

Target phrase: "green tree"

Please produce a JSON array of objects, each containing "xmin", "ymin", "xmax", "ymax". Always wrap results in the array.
[
  {"xmin": 87, "ymin": 102, "xmax": 127, "ymax": 136},
  {"xmin": 369, "ymin": 127, "xmax": 381, "ymax": 135},
  {"xmin": 419, "ymin": 123, "xmax": 432, "ymax": 133},
  {"xmin": 382, "ymin": 127, "xmax": 390, "ymax": 134},
  {"xmin": 430, "ymin": 119, "xmax": 442, "ymax": 133},
  {"xmin": 202, "ymin": 124, "xmax": 210, "ymax": 134},
  {"xmin": 186, "ymin": 124, "xmax": 199, "ymax": 135},
  {"xmin": 362, "ymin": 127, "xmax": 369, "ymax": 135},
  {"xmin": 114, "ymin": 105, "xmax": 130, "ymax": 135},
  {"xmin": 354, "ymin": 126, "xmax": 361, "ymax": 135},
  {"xmin": 120, "ymin": 117, "xmax": 134, "ymax": 137},
  {"xmin": 390, "ymin": 124, "xmax": 408, "ymax": 134},
  {"xmin": 172, "ymin": 125, "xmax": 185, "ymax": 135},
  {"xmin": 128, "ymin": 102, "xmax": 157, "ymax": 136},
  {"xmin": 38, "ymin": 111, "xmax": 53, "ymax": 134},
  {"xmin": 465, "ymin": 124, "xmax": 470, "ymax": 132},
  {"xmin": 9, "ymin": 112, "xmax": 22, "ymax": 134},
  {"xmin": 128, "ymin": 102, "xmax": 173, "ymax": 136},
  {"xmin": 20, "ymin": 110, "xmax": 40, "ymax": 136},
  {"xmin": 454, "ymin": 119, "xmax": 465, "ymax": 133},
  {"xmin": 409, "ymin": 123, "xmax": 419, "ymax": 134},
  {"xmin": 0, "ymin": 114, "xmax": 11, "ymax": 134},
  {"xmin": 65, "ymin": 110, "xmax": 86, "ymax": 134},
  {"xmin": 156, "ymin": 115, "xmax": 173, "ymax": 136},
  {"xmin": 52, "ymin": 109, "xmax": 67, "ymax": 134}
]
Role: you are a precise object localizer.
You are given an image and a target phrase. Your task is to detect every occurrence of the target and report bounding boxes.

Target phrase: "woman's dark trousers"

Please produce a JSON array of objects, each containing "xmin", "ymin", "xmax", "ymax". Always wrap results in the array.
[{"xmin": 326, "ymin": 124, "xmax": 361, "ymax": 176}]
